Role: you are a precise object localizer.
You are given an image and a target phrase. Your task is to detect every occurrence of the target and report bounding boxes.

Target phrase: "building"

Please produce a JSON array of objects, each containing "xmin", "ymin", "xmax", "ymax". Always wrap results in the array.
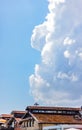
[
  {"xmin": 0, "ymin": 114, "xmax": 13, "ymax": 130},
  {"xmin": 43, "ymin": 124, "xmax": 82, "ymax": 130},
  {"xmin": 19, "ymin": 106, "xmax": 82, "ymax": 130},
  {"xmin": 0, "ymin": 114, "xmax": 13, "ymax": 121},
  {"xmin": 7, "ymin": 110, "xmax": 26, "ymax": 130}
]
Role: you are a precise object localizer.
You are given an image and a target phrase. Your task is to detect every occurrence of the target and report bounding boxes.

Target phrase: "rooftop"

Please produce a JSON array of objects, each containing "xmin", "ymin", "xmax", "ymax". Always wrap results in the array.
[
  {"xmin": 11, "ymin": 110, "xmax": 26, "ymax": 114},
  {"xmin": 26, "ymin": 106, "xmax": 80, "ymax": 111},
  {"xmin": 0, "ymin": 114, "xmax": 13, "ymax": 118}
]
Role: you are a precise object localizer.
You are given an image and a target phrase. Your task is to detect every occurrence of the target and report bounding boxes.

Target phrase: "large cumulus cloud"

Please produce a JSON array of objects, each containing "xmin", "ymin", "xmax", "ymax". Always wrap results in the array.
[{"xmin": 29, "ymin": 0, "xmax": 82, "ymax": 107}]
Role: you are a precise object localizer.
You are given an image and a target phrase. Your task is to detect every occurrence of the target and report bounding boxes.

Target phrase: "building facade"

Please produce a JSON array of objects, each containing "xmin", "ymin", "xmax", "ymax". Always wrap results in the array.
[{"xmin": 19, "ymin": 106, "xmax": 82, "ymax": 130}]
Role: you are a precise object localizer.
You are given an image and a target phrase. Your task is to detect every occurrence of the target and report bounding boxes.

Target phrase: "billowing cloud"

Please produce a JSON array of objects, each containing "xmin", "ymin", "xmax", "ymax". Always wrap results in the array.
[
  {"xmin": 64, "ymin": 37, "xmax": 75, "ymax": 45},
  {"xmin": 29, "ymin": 0, "xmax": 82, "ymax": 107}
]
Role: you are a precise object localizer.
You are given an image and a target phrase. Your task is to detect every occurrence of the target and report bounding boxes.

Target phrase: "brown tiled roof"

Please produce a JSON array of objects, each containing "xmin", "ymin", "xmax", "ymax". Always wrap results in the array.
[
  {"xmin": 26, "ymin": 106, "xmax": 80, "ymax": 111},
  {"xmin": 11, "ymin": 110, "xmax": 26, "ymax": 114},
  {"xmin": 33, "ymin": 113, "xmax": 82, "ymax": 124},
  {"xmin": 0, "ymin": 114, "xmax": 13, "ymax": 118}
]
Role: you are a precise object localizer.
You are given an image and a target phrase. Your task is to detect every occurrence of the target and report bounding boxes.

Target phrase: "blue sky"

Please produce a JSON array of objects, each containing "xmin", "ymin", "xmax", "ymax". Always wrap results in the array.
[{"xmin": 0, "ymin": 0, "xmax": 48, "ymax": 114}]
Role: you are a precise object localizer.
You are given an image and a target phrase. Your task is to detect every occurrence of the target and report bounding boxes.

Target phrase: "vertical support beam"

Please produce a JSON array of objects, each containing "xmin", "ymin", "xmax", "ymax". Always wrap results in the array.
[{"xmin": 39, "ymin": 123, "xmax": 42, "ymax": 130}]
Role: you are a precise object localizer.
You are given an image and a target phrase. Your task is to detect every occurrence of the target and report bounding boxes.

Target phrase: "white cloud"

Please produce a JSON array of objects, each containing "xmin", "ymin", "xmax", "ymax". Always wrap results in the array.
[
  {"xmin": 31, "ymin": 22, "xmax": 47, "ymax": 51},
  {"xmin": 57, "ymin": 72, "xmax": 78, "ymax": 82},
  {"xmin": 78, "ymin": 52, "xmax": 82, "ymax": 60},
  {"xmin": 64, "ymin": 50, "xmax": 71, "ymax": 58},
  {"xmin": 64, "ymin": 37, "xmax": 75, "ymax": 45},
  {"xmin": 29, "ymin": 0, "xmax": 82, "ymax": 107}
]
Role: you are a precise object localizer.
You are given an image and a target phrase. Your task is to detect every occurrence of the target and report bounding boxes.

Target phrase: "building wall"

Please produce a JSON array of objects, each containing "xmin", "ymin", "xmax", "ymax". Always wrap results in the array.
[
  {"xmin": 14, "ymin": 124, "xmax": 21, "ymax": 130},
  {"xmin": 21, "ymin": 120, "xmax": 39, "ymax": 130},
  {"xmin": 20, "ymin": 120, "xmax": 55, "ymax": 130}
]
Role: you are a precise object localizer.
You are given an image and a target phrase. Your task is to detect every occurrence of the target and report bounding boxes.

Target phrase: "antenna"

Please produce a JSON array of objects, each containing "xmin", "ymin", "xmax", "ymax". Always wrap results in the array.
[{"xmin": 34, "ymin": 102, "xmax": 39, "ymax": 106}]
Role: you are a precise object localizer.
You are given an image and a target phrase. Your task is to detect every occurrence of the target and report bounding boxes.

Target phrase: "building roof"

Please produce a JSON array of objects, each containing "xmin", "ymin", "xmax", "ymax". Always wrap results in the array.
[
  {"xmin": 26, "ymin": 106, "xmax": 80, "ymax": 111},
  {"xmin": 20, "ymin": 112, "xmax": 82, "ymax": 124},
  {"xmin": 0, "ymin": 119, "xmax": 7, "ymax": 124},
  {"xmin": 6, "ymin": 117, "xmax": 22, "ymax": 126},
  {"xmin": 22, "ymin": 106, "xmax": 82, "ymax": 125},
  {"xmin": 0, "ymin": 114, "xmax": 13, "ymax": 118},
  {"xmin": 11, "ymin": 110, "xmax": 26, "ymax": 114},
  {"xmin": 33, "ymin": 113, "xmax": 82, "ymax": 124}
]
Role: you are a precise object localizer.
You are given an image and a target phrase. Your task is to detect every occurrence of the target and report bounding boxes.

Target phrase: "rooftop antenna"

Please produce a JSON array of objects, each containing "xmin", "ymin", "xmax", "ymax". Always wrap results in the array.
[{"xmin": 34, "ymin": 102, "xmax": 39, "ymax": 106}]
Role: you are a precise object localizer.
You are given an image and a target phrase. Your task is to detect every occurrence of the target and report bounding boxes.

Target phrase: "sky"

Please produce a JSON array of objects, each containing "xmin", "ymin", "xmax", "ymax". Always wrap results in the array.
[
  {"xmin": 0, "ymin": 0, "xmax": 48, "ymax": 114},
  {"xmin": 0, "ymin": 0, "xmax": 82, "ymax": 114}
]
